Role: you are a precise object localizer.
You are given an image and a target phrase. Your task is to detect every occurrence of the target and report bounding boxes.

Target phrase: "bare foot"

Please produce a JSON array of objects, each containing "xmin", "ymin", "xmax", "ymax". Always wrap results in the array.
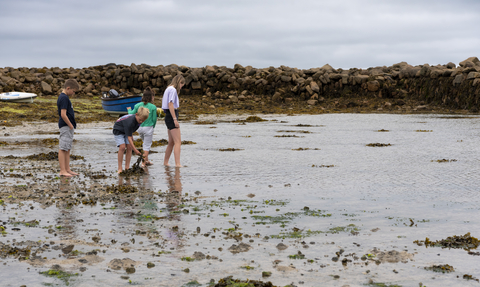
[
  {"xmin": 164, "ymin": 163, "xmax": 170, "ymax": 166},
  {"xmin": 117, "ymin": 170, "xmax": 122, "ymax": 174},
  {"xmin": 60, "ymin": 173, "xmax": 73, "ymax": 177},
  {"xmin": 145, "ymin": 161, "xmax": 153, "ymax": 166},
  {"xmin": 175, "ymin": 164, "xmax": 183, "ymax": 168},
  {"xmin": 67, "ymin": 170, "xmax": 79, "ymax": 176}
]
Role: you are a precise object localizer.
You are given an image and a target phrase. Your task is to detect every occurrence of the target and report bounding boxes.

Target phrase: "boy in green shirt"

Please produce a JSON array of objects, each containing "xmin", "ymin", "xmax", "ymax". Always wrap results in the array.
[{"xmin": 127, "ymin": 87, "xmax": 157, "ymax": 166}]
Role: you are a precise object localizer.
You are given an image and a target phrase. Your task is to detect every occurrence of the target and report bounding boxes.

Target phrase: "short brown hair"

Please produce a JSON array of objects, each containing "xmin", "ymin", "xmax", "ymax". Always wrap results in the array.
[
  {"xmin": 64, "ymin": 79, "xmax": 80, "ymax": 90},
  {"xmin": 137, "ymin": 106, "xmax": 150, "ymax": 119}
]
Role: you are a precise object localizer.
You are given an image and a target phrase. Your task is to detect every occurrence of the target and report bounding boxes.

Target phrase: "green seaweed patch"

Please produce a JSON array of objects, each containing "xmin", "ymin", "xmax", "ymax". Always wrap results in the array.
[
  {"xmin": 240, "ymin": 265, "xmax": 255, "ymax": 270},
  {"xmin": 414, "ymin": 232, "xmax": 479, "ymax": 249},
  {"xmin": 182, "ymin": 140, "xmax": 197, "ymax": 145},
  {"xmin": 432, "ymin": 159, "xmax": 457, "ymax": 163},
  {"xmin": 136, "ymin": 213, "xmax": 163, "ymax": 221},
  {"xmin": 271, "ymin": 224, "xmax": 359, "ymax": 239},
  {"xmin": 181, "ymin": 256, "xmax": 195, "ymax": 262},
  {"xmin": 263, "ymin": 199, "xmax": 289, "ymax": 206},
  {"xmin": 366, "ymin": 143, "xmax": 391, "ymax": 147},
  {"xmin": 416, "ymin": 130, "xmax": 432, "ymax": 132},
  {"xmin": 252, "ymin": 212, "xmax": 298, "ymax": 226},
  {"xmin": 377, "ymin": 129, "xmax": 389, "ymax": 132},
  {"xmin": 40, "ymin": 269, "xmax": 79, "ymax": 284},
  {"xmin": 182, "ymin": 280, "xmax": 201, "ymax": 287},
  {"xmin": 424, "ymin": 264, "xmax": 455, "ymax": 273},
  {"xmin": 13, "ymin": 220, "xmax": 40, "ymax": 227},
  {"xmin": 288, "ymin": 252, "xmax": 305, "ymax": 259}
]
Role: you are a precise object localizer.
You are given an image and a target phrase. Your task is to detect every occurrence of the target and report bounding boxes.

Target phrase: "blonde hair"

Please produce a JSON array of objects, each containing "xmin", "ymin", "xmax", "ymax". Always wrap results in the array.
[
  {"xmin": 137, "ymin": 106, "xmax": 150, "ymax": 119},
  {"xmin": 169, "ymin": 75, "xmax": 185, "ymax": 94}
]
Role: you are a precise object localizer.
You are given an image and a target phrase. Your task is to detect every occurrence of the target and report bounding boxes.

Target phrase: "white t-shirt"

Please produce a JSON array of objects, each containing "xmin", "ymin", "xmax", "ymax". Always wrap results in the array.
[{"xmin": 162, "ymin": 86, "xmax": 179, "ymax": 110}]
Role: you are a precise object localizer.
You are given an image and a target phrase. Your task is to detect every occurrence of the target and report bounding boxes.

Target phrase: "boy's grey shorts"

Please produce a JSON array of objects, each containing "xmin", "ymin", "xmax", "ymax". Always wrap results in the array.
[{"xmin": 59, "ymin": 126, "xmax": 74, "ymax": 151}]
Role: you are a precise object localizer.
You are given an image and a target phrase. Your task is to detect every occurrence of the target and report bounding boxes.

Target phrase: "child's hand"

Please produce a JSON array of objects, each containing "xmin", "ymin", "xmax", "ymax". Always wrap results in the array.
[{"xmin": 135, "ymin": 150, "xmax": 141, "ymax": 155}]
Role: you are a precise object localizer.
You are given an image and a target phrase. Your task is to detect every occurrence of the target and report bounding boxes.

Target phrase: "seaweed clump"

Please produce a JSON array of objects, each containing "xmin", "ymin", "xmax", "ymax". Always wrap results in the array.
[
  {"xmin": 106, "ymin": 184, "xmax": 139, "ymax": 194},
  {"xmin": 21, "ymin": 152, "xmax": 84, "ymax": 161},
  {"xmin": 245, "ymin": 116, "xmax": 267, "ymax": 122},
  {"xmin": 414, "ymin": 232, "xmax": 479, "ymax": 250},
  {"xmin": 214, "ymin": 276, "xmax": 276, "ymax": 287},
  {"xmin": 424, "ymin": 264, "xmax": 455, "ymax": 273},
  {"xmin": 366, "ymin": 143, "xmax": 391, "ymax": 147},
  {"xmin": 119, "ymin": 156, "xmax": 145, "ymax": 177}
]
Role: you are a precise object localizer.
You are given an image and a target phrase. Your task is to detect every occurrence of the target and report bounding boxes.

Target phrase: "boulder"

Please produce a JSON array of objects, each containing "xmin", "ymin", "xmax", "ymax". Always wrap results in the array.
[
  {"xmin": 307, "ymin": 99, "xmax": 317, "ymax": 105},
  {"xmin": 320, "ymin": 64, "xmax": 334, "ymax": 73},
  {"xmin": 41, "ymin": 81, "xmax": 52, "ymax": 94},
  {"xmin": 310, "ymin": 81, "xmax": 320, "ymax": 93},
  {"xmin": 453, "ymin": 74, "xmax": 464, "ymax": 85},
  {"xmin": 191, "ymin": 81, "xmax": 201, "ymax": 90},
  {"xmin": 459, "ymin": 57, "xmax": 479, "ymax": 67},
  {"xmin": 367, "ymin": 80, "xmax": 380, "ymax": 92},
  {"xmin": 467, "ymin": 72, "xmax": 479, "ymax": 80}
]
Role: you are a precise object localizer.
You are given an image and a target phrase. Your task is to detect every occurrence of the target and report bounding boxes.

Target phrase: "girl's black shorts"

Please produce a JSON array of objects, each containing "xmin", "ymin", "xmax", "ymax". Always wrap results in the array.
[{"xmin": 164, "ymin": 109, "xmax": 179, "ymax": 130}]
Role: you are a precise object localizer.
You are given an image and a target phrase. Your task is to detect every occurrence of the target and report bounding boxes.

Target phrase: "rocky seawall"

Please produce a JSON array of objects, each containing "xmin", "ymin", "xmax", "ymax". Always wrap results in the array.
[{"xmin": 1, "ymin": 56, "xmax": 480, "ymax": 112}]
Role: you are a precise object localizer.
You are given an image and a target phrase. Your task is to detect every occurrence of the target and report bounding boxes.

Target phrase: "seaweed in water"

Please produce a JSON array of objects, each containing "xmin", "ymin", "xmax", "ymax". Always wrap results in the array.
[
  {"xmin": 214, "ymin": 276, "xmax": 276, "ymax": 287},
  {"xmin": 424, "ymin": 264, "xmax": 455, "ymax": 273},
  {"xmin": 414, "ymin": 232, "xmax": 479, "ymax": 250},
  {"xmin": 119, "ymin": 155, "xmax": 145, "ymax": 176},
  {"xmin": 106, "ymin": 184, "xmax": 139, "ymax": 194},
  {"xmin": 366, "ymin": 143, "xmax": 391, "ymax": 147}
]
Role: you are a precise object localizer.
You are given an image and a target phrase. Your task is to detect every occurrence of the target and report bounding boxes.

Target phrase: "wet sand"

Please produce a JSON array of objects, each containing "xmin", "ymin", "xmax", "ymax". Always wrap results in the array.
[{"xmin": 1, "ymin": 114, "xmax": 480, "ymax": 287}]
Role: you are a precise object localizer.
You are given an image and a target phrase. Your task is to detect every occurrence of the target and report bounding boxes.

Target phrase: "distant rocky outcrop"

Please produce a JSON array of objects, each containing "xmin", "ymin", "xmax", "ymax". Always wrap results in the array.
[{"xmin": 1, "ymin": 57, "xmax": 479, "ymax": 111}]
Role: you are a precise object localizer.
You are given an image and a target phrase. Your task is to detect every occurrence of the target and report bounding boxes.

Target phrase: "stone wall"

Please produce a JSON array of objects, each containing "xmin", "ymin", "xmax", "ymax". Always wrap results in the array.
[{"xmin": 1, "ymin": 57, "xmax": 480, "ymax": 111}]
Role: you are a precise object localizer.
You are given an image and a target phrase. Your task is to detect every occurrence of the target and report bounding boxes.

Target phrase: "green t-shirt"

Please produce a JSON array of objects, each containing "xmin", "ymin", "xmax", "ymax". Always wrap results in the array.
[{"xmin": 128, "ymin": 102, "xmax": 157, "ymax": 128}]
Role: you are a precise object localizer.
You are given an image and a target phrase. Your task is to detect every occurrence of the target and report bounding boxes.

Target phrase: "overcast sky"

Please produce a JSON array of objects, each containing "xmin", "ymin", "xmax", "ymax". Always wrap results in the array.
[{"xmin": 1, "ymin": 0, "xmax": 479, "ymax": 70}]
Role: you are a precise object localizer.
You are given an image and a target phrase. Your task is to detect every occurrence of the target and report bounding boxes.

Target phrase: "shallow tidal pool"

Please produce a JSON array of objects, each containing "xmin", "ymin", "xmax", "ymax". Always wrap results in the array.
[{"xmin": 1, "ymin": 113, "xmax": 480, "ymax": 287}]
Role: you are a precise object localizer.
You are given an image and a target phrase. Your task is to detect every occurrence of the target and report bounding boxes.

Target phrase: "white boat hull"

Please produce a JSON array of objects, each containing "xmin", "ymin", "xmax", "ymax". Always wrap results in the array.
[{"xmin": 0, "ymin": 92, "xmax": 38, "ymax": 103}]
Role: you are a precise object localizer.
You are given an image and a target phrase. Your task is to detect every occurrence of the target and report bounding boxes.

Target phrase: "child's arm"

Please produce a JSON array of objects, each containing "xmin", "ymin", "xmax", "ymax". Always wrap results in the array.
[
  {"xmin": 128, "ymin": 136, "xmax": 141, "ymax": 155},
  {"xmin": 61, "ymin": 109, "xmax": 74, "ymax": 129},
  {"xmin": 127, "ymin": 104, "xmax": 139, "ymax": 115}
]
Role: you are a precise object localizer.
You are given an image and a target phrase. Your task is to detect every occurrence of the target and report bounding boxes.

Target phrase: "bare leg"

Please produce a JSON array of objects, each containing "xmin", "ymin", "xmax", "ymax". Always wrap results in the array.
[
  {"xmin": 144, "ymin": 150, "xmax": 152, "ymax": 165},
  {"xmin": 125, "ymin": 144, "xmax": 133, "ymax": 170},
  {"xmin": 170, "ymin": 128, "xmax": 182, "ymax": 167},
  {"xmin": 164, "ymin": 129, "xmax": 174, "ymax": 166},
  {"xmin": 118, "ymin": 144, "xmax": 126, "ymax": 173},
  {"xmin": 59, "ymin": 149, "xmax": 73, "ymax": 177},
  {"xmin": 65, "ymin": 150, "xmax": 79, "ymax": 175}
]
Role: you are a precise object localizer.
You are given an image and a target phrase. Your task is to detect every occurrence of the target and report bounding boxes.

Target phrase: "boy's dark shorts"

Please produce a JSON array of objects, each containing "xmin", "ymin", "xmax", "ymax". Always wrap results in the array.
[{"xmin": 164, "ymin": 109, "xmax": 179, "ymax": 130}]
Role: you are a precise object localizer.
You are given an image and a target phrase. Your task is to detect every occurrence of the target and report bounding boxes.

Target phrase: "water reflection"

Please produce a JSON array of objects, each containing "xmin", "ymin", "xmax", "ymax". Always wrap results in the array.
[
  {"xmin": 56, "ymin": 176, "xmax": 78, "ymax": 240},
  {"xmin": 163, "ymin": 166, "xmax": 183, "ymax": 249}
]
